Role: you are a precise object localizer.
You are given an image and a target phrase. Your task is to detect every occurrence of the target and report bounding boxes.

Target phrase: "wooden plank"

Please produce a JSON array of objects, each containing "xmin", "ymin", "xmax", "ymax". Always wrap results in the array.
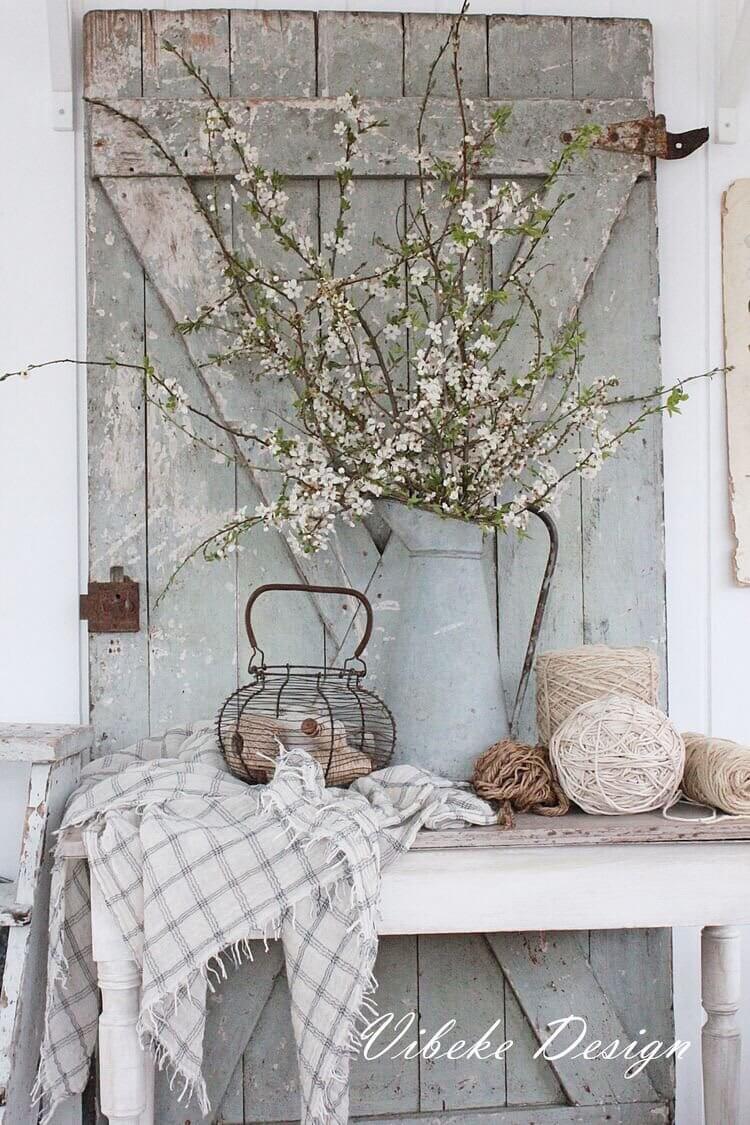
[
  {"xmin": 350, "ymin": 936, "xmax": 419, "ymax": 1115},
  {"xmin": 229, "ymin": 178, "xmax": 329, "ymax": 670},
  {"xmin": 0, "ymin": 724, "xmax": 92, "ymax": 763},
  {"xmin": 230, "ymin": 10, "xmax": 316, "ymax": 98},
  {"xmin": 495, "ymin": 171, "xmax": 638, "ymax": 739},
  {"xmin": 100, "ymin": 165, "xmax": 240, "ymax": 687},
  {"xmin": 417, "ymin": 935, "xmax": 507, "ymax": 1111},
  {"xmin": 489, "ymin": 17, "xmax": 573, "ymax": 99},
  {"xmin": 357, "ymin": 12, "xmax": 492, "ymax": 690},
  {"xmin": 101, "ymin": 177, "xmax": 226, "ymax": 323},
  {"xmin": 572, "ymin": 18, "xmax": 654, "ymax": 105},
  {"xmin": 225, "ymin": 21, "xmax": 415, "ymax": 1118},
  {"xmin": 589, "ymin": 929, "xmax": 674, "ymax": 1101},
  {"xmin": 318, "ymin": 12, "xmax": 403, "ymax": 97},
  {"xmin": 409, "ymin": 811, "xmax": 750, "ymax": 850},
  {"xmin": 142, "ymin": 9, "xmax": 229, "ymax": 94},
  {"xmin": 59, "ymin": 805, "xmax": 750, "ymax": 861},
  {"xmin": 56, "ymin": 835, "xmax": 750, "ymax": 931},
  {"xmin": 403, "ymin": 13, "xmax": 488, "ymax": 95},
  {"xmin": 487, "ymin": 932, "xmax": 659, "ymax": 1105},
  {"xmin": 578, "ymin": 181, "xmax": 666, "ymax": 667},
  {"xmin": 242, "ymin": 938, "xmax": 419, "ymax": 1119},
  {"xmin": 569, "ymin": 26, "xmax": 671, "ymax": 1110},
  {"xmin": 242, "ymin": 970, "xmax": 299, "ymax": 1121},
  {"xmin": 315, "ymin": 13, "xmax": 409, "ymax": 665},
  {"xmin": 137, "ymin": 15, "xmax": 238, "ymax": 734},
  {"xmin": 489, "ymin": 14, "xmax": 638, "ymax": 745},
  {"xmin": 722, "ymin": 180, "xmax": 750, "ymax": 583},
  {"xmin": 243, "ymin": 1104, "xmax": 670, "ymax": 1124},
  {"xmin": 107, "ymin": 172, "xmax": 380, "ymax": 658},
  {"xmin": 156, "ymin": 942, "xmax": 285, "ymax": 1124},
  {"xmin": 83, "ymin": 10, "xmax": 141, "ymax": 94},
  {"xmin": 84, "ymin": 10, "xmax": 149, "ymax": 753},
  {"xmin": 504, "ymin": 987, "xmax": 566, "ymax": 1107},
  {"xmin": 229, "ymin": 10, "xmax": 381, "ymax": 663},
  {"xmin": 309, "ymin": 26, "xmax": 419, "ymax": 1121},
  {"xmin": 0, "ymin": 757, "xmax": 81, "ymax": 1122},
  {"xmin": 88, "ymin": 97, "xmax": 651, "ymax": 180}
]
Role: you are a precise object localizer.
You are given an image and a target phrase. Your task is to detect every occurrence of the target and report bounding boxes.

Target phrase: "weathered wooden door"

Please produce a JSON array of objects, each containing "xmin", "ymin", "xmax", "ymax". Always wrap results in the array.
[{"xmin": 84, "ymin": 11, "xmax": 673, "ymax": 1122}]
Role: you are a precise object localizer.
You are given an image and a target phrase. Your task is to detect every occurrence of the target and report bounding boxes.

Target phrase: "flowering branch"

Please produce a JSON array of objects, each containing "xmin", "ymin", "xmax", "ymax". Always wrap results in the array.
[{"xmin": 4, "ymin": 10, "xmax": 722, "ymax": 580}]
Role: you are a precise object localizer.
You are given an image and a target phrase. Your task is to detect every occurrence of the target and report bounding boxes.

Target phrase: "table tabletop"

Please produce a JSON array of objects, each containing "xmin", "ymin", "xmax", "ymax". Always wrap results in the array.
[{"xmin": 412, "ymin": 805, "xmax": 750, "ymax": 849}]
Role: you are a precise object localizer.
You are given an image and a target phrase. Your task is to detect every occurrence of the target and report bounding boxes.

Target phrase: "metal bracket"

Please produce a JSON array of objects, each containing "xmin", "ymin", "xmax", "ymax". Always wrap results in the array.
[
  {"xmin": 46, "ymin": 0, "xmax": 73, "ymax": 131},
  {"xmin": 562, "ymin": 114, "xmax": 708, "ymax": 160},
  {"xmin": 718, "ymin": 0, "xmax": 750, "ymax": 143},
  {"xmin": 80, "ymin": 567, "xmax": 140, "ymax": 633}
]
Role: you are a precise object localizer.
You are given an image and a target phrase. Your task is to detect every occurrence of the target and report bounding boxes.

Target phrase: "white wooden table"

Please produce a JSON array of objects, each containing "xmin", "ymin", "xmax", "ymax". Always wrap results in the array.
[{"xmin": 61, "ymin": 812, "xmax": 750, "ymax": 1125}]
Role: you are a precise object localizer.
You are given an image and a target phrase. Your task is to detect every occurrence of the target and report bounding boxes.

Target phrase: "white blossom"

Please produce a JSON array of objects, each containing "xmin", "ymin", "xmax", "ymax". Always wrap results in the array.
[
  {"xmin": 282, "ymin": 279, "xmax": 303, "ymax": 300},
  {"xmin": 134, "ymin": 50, "xmax": 683, "ymax": 561}
]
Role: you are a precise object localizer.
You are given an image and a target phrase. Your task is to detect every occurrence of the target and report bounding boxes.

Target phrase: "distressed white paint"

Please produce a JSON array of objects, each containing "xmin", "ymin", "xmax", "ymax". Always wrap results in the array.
[
  {"xmin": 91, "ymin": 874, "xmax": 154, "ymax": 1125},
  {"xmin": 0, "ymin": 727, "xmax": 87, "ymax": 1123},
  {"xmin": 701, "ymin": 925, "xmax": 742, "ymax": 1124},
  {"xmin": 3, "ymin": 2, "xmax": 750, "ymax": 1121},
  {"xmin": 722, "ymin": 179, "xmax": 750, "ymax": 582},
  {"xmin": 65, "ymin": 832, "xmax": 750, "ymax": 1125}
]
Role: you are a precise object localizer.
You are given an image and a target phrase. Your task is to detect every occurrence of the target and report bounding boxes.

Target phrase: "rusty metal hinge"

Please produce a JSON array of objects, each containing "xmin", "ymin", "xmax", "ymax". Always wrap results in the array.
[
  {"xmin": 80, "ymin": 566, "xmax": 140, "ymax": 633},
  {"xmin": 562, "ymin": 114, "xmax": 709, "ymax": 160}
]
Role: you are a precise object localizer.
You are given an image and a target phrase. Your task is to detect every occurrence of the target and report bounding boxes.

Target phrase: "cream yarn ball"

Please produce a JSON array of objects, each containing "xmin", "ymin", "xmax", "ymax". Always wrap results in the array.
[{"xmin": 549, "ymin": 694, "xmax": 685, "ymax": 815}]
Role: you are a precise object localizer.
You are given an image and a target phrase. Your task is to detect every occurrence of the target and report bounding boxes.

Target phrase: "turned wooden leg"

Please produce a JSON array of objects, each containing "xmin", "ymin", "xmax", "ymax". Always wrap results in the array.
[
  {"xmin": 91, "ymin": 875, "xmax": 154, "ymax": 1125},
  {"xmin": 701, "ymin": 925, "xmax": 741, "ymax": 1125}
]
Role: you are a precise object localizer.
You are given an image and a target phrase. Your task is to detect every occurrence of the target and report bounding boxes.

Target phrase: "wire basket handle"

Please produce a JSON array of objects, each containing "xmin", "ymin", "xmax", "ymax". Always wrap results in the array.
[{"xmin": 245, "ymin": 583, "xmax": 374, "ymax": 667}]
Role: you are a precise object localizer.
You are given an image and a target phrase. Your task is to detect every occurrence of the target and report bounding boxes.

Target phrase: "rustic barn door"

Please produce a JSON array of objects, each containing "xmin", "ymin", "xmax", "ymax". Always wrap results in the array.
[{"xmin": 84, "ymin": 11, "xmax": 672, "ymax": 1122}]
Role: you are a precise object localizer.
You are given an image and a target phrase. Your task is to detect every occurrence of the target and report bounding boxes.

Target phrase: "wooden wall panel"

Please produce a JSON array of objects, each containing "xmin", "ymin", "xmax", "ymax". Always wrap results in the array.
[
  {"xmin": 142, "ymin": 13, "xmax": 238, "ymax": 732},
  {"xmin": 85, "ymin": 11, "xmax": 149, "ymax": 752},
  {"xmin": 84, "ymin": 11, "xmax": 672, "ymax": 1123}
]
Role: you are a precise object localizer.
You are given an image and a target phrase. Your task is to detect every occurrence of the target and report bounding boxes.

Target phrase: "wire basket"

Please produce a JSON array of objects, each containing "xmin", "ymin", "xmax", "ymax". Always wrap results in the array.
[{"xmin": 217, "ymin": 583, "xmax": 396, "ymax": 786}]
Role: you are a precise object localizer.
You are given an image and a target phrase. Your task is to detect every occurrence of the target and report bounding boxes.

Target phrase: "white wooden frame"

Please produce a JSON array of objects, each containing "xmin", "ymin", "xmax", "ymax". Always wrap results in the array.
[
  {"xmin": 718, "ymin": 0, "xmax": 750, "ymax": 142},
  {"xmin": 58, "ymin": 830, "xmax": 749, "ymax": 1125},
  {"xmin": 0, "ymin": 725, "xmax": 90, "ymax": 1125}
]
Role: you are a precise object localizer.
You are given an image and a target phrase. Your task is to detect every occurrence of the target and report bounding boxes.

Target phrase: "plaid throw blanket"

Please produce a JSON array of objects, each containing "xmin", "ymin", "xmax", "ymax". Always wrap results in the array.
[{"xmin": 36, "ymin": 722, "xmax": 495, "ymax": 1124}]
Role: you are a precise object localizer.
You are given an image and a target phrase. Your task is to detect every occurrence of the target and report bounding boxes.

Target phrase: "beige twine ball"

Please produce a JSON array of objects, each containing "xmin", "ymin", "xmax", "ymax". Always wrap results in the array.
[
  {"xmin": 549, "ymin": 694, "xmax": 685, "ymax": 815},
  {"xmin": 681, "ymin": 733, "xmax": 750, "ymax": 816},
  {"xmin": 536, "ymin": 645, "xmax": 659, "ymax": 745}
]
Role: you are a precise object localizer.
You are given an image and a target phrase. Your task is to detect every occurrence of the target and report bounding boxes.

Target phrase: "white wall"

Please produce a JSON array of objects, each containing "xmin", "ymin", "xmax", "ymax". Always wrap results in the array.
[
  {"xmin": 0, "ymin": 1, "xmax": 80, "ymax": 869},
  {"xmin": 1, "ymin": 1, "xmax": 749, "ymax": 1122}
]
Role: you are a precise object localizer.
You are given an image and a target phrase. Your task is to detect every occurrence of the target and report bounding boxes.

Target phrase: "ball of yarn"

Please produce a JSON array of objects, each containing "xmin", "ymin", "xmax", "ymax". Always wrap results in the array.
[
  {"xmin": 536, "ymin": 645, "xmax": 659, "ymax": 745},
  {"xmin": 473, "ymin": 739, "xmax": 570, "ymax": 827},
  {"xmin": 681, "ymin": 733, "xmax": 750, "ymax": 816},
  {"xmin": 549, "ymin": 694, "xmax": 685, "ymax": 815}
]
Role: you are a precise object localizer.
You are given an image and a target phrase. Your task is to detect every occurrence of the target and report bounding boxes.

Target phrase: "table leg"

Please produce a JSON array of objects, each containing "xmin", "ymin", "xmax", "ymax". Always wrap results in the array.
[
  {"xmin": 701, "ymin": 924, "xmax": 741, "ymax": 1125},
  {"xmin": 91, "ymin": 875, "xmax": 154, "ymax": 1125}
]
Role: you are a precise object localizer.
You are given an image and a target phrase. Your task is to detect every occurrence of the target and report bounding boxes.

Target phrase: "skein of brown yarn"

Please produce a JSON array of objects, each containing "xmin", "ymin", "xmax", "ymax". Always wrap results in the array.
[{"xmin": 472, "ymin": 739, "xmax": 570, "ymax": 828}]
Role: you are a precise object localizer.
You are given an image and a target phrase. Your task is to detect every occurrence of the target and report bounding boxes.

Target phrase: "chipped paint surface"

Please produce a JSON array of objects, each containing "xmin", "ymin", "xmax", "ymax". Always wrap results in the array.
[
  {"xmin": 722, "ymin": 180, "xmax": 750, "ymax": 584},
  {"xmin": 84, "ymin": 13, "xmax": 672, "ymax": 1119},
  {"xmin": 0, "ymin": 745, "xmax": 83, "ymax": 1117},
  {"xmin": 90, "ymin": 95, "xmax": 650, "ymax": 181}
]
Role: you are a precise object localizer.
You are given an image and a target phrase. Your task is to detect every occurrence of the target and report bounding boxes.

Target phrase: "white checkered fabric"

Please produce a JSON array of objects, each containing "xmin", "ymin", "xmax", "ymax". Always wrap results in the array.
[{"xmin": 35, "ymin": 723, "xmax": 495, "ymax": 1124}]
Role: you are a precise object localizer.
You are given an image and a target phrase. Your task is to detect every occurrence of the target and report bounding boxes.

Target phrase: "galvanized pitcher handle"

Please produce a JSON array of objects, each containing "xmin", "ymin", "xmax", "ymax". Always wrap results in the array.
[
  {"xmin": 509, "ymin": 510, "xmax": 559, "ymax": 739},
  {"xmin": 244, "ymin": 583, "xmax": 374, "ymax": 665}
]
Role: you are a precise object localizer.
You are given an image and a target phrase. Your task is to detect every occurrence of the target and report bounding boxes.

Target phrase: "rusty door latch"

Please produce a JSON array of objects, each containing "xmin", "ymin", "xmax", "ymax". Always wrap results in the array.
[
  {"xmin": 80, "ymin": 566, "xmax": 140, "ymax": 632},
  {"xmin": 562, "ymin": 114, "xmax": 709, "ymax": 160}
]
